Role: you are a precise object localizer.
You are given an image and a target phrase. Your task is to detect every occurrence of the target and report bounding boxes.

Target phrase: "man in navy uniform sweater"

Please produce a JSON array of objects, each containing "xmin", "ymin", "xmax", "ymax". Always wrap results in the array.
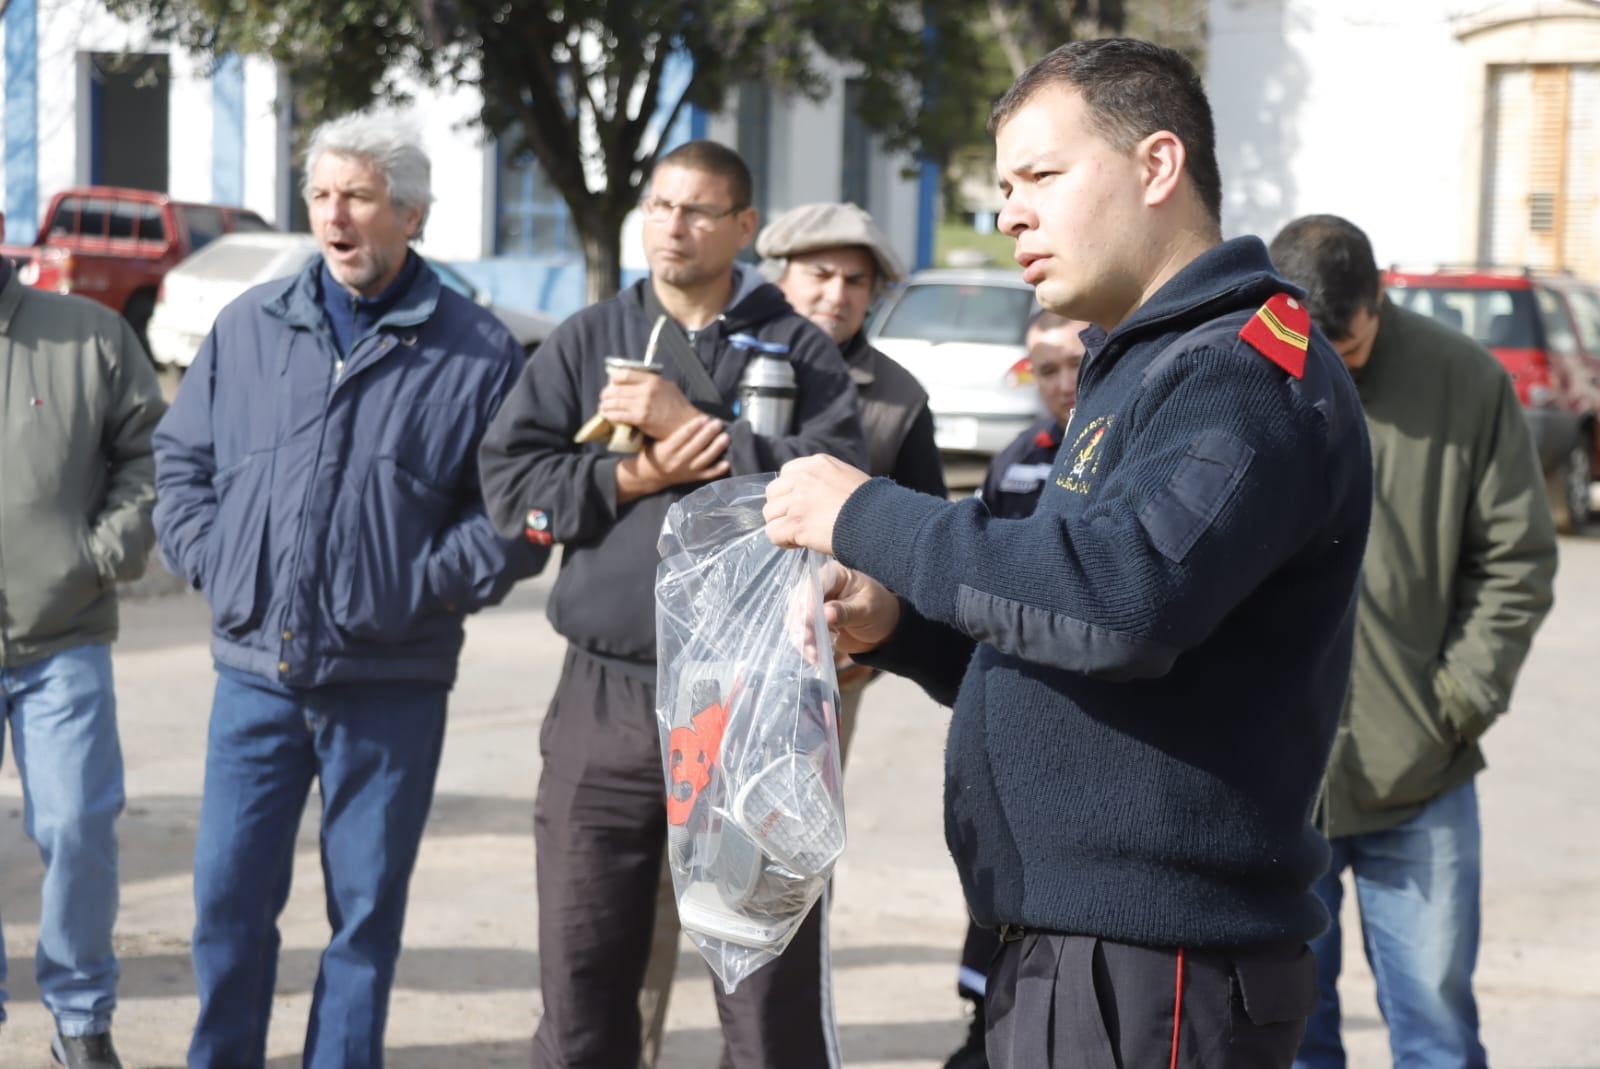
[
  {"xmin": 976, "ymin": 308, "xmax": 1090, "ymax": 522},
  {"xmin": 765, "ymin": 38, "xmax": 1373, "ymax": 1067}
]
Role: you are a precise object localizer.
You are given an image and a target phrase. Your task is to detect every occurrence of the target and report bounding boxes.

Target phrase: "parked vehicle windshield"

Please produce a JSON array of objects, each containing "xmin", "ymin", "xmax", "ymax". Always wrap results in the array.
[
  {"xmin": 878, "ymin": 282, "xmax": 1036, "ymax": 346},
  {"xmin": 1388, "ymin": 285, "xmax": 1540, "ymax": 348}
]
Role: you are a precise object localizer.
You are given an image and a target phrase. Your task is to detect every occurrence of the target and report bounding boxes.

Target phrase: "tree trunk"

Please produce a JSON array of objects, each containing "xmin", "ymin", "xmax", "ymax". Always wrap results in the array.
[{"xmin": 579, "ymin": 216, "xmax": 624, "ymax": 306}]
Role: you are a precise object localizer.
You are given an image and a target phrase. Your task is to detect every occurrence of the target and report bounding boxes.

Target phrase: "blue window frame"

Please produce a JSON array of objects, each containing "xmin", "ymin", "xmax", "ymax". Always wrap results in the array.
[{"xmin": 496, "ymin": 128, "xmax": 577, "ymax": 256}]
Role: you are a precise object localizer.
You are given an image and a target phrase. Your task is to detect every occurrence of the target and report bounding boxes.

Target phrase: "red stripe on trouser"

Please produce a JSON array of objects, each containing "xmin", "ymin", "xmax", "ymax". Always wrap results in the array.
[{"xmin": 1169, "ymin": 947, "xmax": 1186, "ymax": 1069}]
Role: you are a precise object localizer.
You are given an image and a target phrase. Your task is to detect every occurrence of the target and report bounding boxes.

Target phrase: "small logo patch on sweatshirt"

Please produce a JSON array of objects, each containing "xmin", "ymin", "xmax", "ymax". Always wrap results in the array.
[{"xmin": 1056, "ymin": 415, "xmax": 1113, "ymax": 495}]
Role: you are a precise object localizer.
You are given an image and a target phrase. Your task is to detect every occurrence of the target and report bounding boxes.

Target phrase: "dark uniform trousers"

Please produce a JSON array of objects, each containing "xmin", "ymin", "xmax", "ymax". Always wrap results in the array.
[
  {"xmin": 986, "ymin": 932, "xmax": 1317, "ymax": 1068},
  {"xmin": 534, "ymin": 645, "xmax": 838, "ymax": 1069}
]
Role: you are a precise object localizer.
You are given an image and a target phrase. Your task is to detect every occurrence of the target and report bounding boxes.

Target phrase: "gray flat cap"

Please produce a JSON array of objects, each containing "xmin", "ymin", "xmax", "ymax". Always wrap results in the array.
[{"xmin": 756, "ymin": 202, "xmax": 907, "ymax": 285}]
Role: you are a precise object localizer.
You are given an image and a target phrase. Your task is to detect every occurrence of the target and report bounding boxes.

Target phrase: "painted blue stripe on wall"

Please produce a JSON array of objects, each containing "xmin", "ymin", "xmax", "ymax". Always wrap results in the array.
[
  {"xmin": 211, "ymin": 52, "xmax": 245, "ymax": 205},
  {"xmin": 89, "ymin": 63, "xmax": 103, "ymax": 185},
  {"xmin": 4, "ymin": 0, "xmax": 40, "ymax": 243},
  {"xmin": 916, "ymin": 158, "xmax": 938, "ymax": 270}
]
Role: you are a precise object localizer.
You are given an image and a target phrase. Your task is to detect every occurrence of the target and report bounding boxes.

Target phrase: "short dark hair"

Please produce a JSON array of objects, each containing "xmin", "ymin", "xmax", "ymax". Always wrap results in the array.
[
  {"xmin": 1027, "ymin": 306, "xmax": 1074, "ymax": 339},
  {"xmin": 1267, "ymin": 215, "xmax": 1382, "ymax": 340},
  {"xmin": 989, "ymin": 38, "xmax": 1222, "ymax": 225},
  {"xmin": 654, "ymin": 139, "xmax": 754, "ymax": 211}
]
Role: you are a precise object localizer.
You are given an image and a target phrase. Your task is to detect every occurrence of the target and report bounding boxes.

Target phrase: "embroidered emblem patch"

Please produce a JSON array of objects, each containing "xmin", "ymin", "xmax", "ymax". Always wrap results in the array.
[
  {"xmin": 1056, "ymin": 415, "xmax": 1113, "ymax": 495},
  {"xmin": 524, "ymin": 508, "xmax": 554, "ymax": 546},
  {"xmin": 1239, "ymin": 293, "xmax": 1310, "ymax": 379}
]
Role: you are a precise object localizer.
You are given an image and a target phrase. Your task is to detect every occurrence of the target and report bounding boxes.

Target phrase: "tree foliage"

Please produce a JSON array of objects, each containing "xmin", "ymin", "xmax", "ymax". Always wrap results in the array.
[
  {"xmin": 110, "ymin": 0, "xmax": 1207, "ymax": 293},
  {"xmin": 111, "ymin": 0, "xmax": 993, "ymax": 301}
]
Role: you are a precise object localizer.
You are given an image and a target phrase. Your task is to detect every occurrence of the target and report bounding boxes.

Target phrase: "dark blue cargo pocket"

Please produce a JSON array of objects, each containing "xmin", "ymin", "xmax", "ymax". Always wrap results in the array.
[
  {"xmin": 1136, "ymin": 429, "xmax": 1254, "ymax": 563},
  {"xmin": 329, "ymin": 458, "xmax": 452, "ymax": 642},
  {"xmin": 206, "ymin": 454, "xmax": 272, "ymax": 637}
]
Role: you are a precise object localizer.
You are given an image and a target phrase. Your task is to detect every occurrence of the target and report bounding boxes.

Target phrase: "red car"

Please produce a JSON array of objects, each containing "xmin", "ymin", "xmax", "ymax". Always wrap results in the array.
[
  {"xmin": 0, "ymin": 187, "xmax": 274, "ymax": 355},
  {"xmin": 1385, "ymin": 266, "xmax": 1600, "ymax": 534}
]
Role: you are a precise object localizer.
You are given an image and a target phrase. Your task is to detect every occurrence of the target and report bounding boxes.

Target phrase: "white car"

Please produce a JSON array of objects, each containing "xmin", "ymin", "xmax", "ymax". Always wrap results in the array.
[
  {"xmin": 146, "ymin": 232, "xmax": 560, "ymax": 369},
  {"xmin": 865, "ymin": 267, "xmax": 1042, "ymax": 457}
]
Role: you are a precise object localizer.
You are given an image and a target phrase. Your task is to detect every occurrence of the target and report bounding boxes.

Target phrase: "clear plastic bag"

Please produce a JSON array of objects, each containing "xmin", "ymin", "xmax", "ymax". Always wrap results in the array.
[{"xmin": 655, "ymin": 474, "xmax": 846, "ymax": 992}]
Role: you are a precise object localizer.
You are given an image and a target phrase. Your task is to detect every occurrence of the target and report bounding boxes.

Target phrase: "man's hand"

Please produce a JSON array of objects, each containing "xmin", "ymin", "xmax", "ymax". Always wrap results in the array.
[
  {"xmin": 820, "ymin": 560, "xmax": 900, "ymax": 657},
  {"xmin": 599, "ymin": 369, "xmax": 700, "ymax": 441},
  {"xmin": 787, "ymin": 559, "xmax": 900, "ymax": 664},
  {"xmin": 763, "ymin": 455, "xmax": 870, "ymax": 557},
  {"xmin": 617, "ymin": 415, "xmax": 730, "ymax": 504}
]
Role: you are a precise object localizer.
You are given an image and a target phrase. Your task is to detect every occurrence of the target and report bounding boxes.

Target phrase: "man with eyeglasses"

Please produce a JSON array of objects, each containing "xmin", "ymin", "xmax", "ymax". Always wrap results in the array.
[{"xmin": 478, "ymin": 139, "xmax": 864, "ymax": 1069}]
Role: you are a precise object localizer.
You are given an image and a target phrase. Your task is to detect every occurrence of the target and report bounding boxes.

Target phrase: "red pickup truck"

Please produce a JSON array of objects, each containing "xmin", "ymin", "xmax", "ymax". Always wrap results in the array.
[
  {"xmin": 0, "ymin": 186, "xmax": 274, "ymax": 353},
  {"xmin": 1386, "ymin": 265, "xmax": 1600, "ymax": 534}
]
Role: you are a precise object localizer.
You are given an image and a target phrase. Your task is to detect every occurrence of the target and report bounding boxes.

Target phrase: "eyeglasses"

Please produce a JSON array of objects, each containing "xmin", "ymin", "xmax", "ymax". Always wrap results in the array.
[{"xmin": 639, "ymin": 196, "xmax": 745, "ymax": 231}]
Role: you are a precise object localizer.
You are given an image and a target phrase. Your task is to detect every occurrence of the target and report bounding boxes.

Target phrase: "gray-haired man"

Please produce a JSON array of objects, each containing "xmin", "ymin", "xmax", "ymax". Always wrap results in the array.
[{"xmin": 153, "ymin": 112, "xmax": 546, "ymax": 1068}]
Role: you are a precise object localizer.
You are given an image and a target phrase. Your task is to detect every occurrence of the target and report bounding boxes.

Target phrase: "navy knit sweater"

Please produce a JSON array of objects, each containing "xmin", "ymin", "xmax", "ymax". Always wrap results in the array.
[{"xmin": 837, "ymin": 238, "xmax": 1372, "ymax": 949}]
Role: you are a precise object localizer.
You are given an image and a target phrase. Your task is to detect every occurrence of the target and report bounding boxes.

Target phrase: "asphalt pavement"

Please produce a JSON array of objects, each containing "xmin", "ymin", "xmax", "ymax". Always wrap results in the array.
[{"xmin": 1, "ymin": 536, "xmax": 1597, "ymax": 1067}]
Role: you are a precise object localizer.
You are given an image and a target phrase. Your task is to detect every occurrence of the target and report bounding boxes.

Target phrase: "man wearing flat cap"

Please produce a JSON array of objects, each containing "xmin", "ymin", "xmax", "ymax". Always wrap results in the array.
[
  {"xmin": 759, "ymin": 201, "xmax": 946, "ymax": 508},
  {"xmin": 634, "ymin": 202, "xmax": 952, "ymax": 1068}
]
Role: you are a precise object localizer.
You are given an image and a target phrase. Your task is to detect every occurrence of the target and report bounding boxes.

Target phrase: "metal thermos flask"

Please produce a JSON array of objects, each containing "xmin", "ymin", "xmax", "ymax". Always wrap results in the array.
[{"xmin": 737, "ymin": 344, "xmax": 797, "ymax": 437}]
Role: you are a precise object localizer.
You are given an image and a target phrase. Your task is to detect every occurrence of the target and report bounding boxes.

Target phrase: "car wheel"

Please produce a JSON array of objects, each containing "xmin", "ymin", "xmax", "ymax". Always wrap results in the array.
[{"xmin": 1550, "ymin": 439, "xmax": 1594, "ymax": 535}]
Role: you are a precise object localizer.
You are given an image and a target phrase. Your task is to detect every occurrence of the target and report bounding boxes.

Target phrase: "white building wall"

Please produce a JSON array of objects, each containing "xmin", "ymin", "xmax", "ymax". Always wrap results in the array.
[
  {"xmin": 35, "ymin": 0, "xmax": 138, "ymax": 195},
  {"xmin": 243, "ymin": 57, "xmax": 287, "ymax": 225},
  {"xmin": 11, "ymin": 0, "xmax": 287, "ymax": 228},
  {"xmin": 165, "ymin": 46, "xmax": 214, "ymax": 203},
  {"xmin": 407, "ymin": 76, "xmax": 493, "ymax": 263},
  {"xmin": 776, "ymin": 70, "xmax": 845, "ymax": 208},
  {"xmin": 1208, "ymin": 0, "xmax": 1471, "ymax": 265},
  {"xmin": 6, "ymin": 5, "xmax": 925, "ymax": 311},
  {"xmin": 742, "ymin": 72, "xmax": 922, "ymax": 275},
  {"xmin": 870, "ymin": 150, "xmax": 922, "ymax": 276}
]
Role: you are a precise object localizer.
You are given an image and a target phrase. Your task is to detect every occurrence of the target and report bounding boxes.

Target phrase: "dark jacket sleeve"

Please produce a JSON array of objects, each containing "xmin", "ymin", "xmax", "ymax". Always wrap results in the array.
[
  {"xmin": 1433, "ymin": 369, "xmax": 1558, "ymax": 742},
  {"xmin": 89, "ymin": 315, "xmax": 167, "ymax": 583},
  {"xmin": 152, "ymin": 330, "xmax": 221, "ymax": 589},
  {"xmin": 723, "ymin": 324, "xmax": 866, "ymax": 474},
  {"xmin": 890, "ymin": 405, "xmax": 947, "ymax": 498},
  {"xmin": 834, "ymin": 349, "xmax": 1340, "ymax": 681},
  {"xmin": 477, "ymin": 317, "xmax": 622, "ymax": 543},
  {"xmin": 426, "ymin": 340, "xmax": 550, "ymax": 612},
  {"xmin": 856, "ymin": 598, "xmax": 975, "ymax": 706}
]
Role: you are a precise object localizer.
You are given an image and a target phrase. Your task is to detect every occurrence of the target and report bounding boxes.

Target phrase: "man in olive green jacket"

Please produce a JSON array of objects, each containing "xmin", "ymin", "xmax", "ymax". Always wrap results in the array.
[
  {"xmin": 1271, "ymin": 216, "xmax": 1557, "ymax": 1069},
  {"xmin": 0, "ymin": 237, "xmax": 165, "ymax": 1069}
]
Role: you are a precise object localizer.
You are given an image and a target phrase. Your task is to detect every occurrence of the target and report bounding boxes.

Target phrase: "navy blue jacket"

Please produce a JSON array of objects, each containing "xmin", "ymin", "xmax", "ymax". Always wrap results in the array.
[
  {"xmin": 977, "ymin": 416, "xmax": 1063, "ymax": 520},
  {"xmin": 153, "ymin": 256, "xmax": 547, "ymax": 689},
  {"xmin": 836, "ymin": 238, "xmax": 1372, "ymax": 950}
]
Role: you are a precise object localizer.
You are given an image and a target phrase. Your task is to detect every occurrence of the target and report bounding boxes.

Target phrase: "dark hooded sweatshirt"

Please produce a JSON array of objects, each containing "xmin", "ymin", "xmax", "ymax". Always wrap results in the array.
[
  {"xmin": 478, "ymin": 267, "xmax": 865, "ymax": 671},
  {"xmin": 836, "ymin": 238, "xmax": 1373, "ymax": 950}
]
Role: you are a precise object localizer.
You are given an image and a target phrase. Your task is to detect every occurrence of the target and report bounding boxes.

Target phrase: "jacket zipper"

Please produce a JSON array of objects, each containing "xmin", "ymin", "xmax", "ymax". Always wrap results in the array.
[{"xmin": 278, "ymin": 327, "xmax": 350, "ymax": 675}]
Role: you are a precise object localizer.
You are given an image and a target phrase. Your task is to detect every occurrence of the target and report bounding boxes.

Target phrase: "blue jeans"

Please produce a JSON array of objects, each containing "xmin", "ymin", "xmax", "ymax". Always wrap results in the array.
[
  {"xmin": 187, "ymin": 669, "xmax": 448, "ymax": 1069},
  {"xmin": 0, "ymin": 643, "xmax": 123, "ymax": 1036},
  {"xmin": 1295, "ymin": 781, "xmax": 1487, "ymax": 1069}
]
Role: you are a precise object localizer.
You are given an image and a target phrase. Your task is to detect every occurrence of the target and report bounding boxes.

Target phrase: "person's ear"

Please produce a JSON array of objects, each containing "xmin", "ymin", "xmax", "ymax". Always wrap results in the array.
[
  {"xmin": 1138, "ymin": 130, "xmax": 1187, "ymax": 209},
  {"xmin": 736, "ymin": 207, "xmax": 759, "ymax": 248}
]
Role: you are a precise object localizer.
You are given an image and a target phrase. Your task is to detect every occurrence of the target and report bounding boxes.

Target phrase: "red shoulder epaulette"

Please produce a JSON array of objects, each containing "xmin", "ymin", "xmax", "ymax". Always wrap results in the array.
[{"xmin": 1239, "ymin": 293, "xmax": 1310, "ymax": 379}]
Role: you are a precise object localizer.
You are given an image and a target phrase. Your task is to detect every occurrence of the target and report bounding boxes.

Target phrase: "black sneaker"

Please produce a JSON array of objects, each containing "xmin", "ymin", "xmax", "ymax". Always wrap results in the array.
[
  {"xmin": 51, "ymin": 1031, "xmax": 124, "ymax": 1069},
  {"xmin": 942, "ymin": 1001, "xmax": 989, "ymax": 1069}
]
